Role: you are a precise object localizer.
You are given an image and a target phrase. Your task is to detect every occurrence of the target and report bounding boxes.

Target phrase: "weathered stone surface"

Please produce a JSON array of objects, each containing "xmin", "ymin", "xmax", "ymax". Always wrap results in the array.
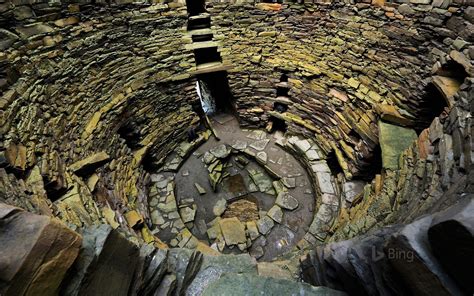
[
  {"xmin": 130, "ymin": 245, "xmax": 168, "ymax": 296},
  {"xmin": 69, "ymin": 151, "xmax": 110, "ymax": 175},
  {"xmin": 378, "ymin": 121, "xmax": 417, "ymax": 170},
  {"xmin": 210, "ymin": 145, "xmax": 231, "ymax": 159},
  {"xmin": 219, "ymin": 217, "xmax": 246, "ymax": 246},
  {"xmin": 267, "ymin": 205, "xmax": 283, "ymax": 223},
  {"xmin": 213, "ymin": 198, "xmax": 226, "ymax": 216},
  {"xmin": 0, "ymin": 203, "xmax": 82, "ymax": 296},
  {"xmin": 386, "ymin": 216, "xmax": 463, "ymax": 296},
  {"xmin": 428, "ymin": 198, "xmax": 474, "ymax": 295},
  {"xmin": 275, "ymin": 192, "xmax": 299, "ymax": 210},
  {"xmin": 62, "ymin": 224, "xmax": 140, "ymax": 296},
  {"xmin": 257, "ymin": 216, "xmax": 274, "ymax": 235},
  {"xmin": 202, "ymin": 273, "xmax": 347, "ymax": 296},
  {"xmin": 195, "ymin": 182, "xmax": 206, "ymax": 195}
]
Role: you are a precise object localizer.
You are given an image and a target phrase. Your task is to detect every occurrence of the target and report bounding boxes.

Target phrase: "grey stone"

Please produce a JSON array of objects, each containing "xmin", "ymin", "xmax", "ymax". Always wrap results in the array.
[
  {"xmin": 386, "ymin": 216, "xmax": 463, "ymax": 296},
  {"xmin": 231, "ymin": 140, "xmax": 248, "ymax": 151},
  {"xmin": 180, "ymin": 206, "xmax": 196, "ymax": 223},
  {"xmin": 250, "ymin": 139, "xmax": 270, "ymax": 151},
  {"xmin": 256, "ymin": 151, "xmax": 267, "ymax": 164},
  {"xmin": 305, "ymin": 149, "xmax": 321, "ymax": 161},
  {"xmin": 62, "ymin": 225, "xmax": 139, "ymax": 296},
  {"xmin": 311, "ymin": 160, "xmax": 331, "ymax": 173},
  {"xmin": 275, "ymin": 192, "xmax": 299, "ymax": 210},
  {"xmin": 201, "ymin": 273, "xmax": 347, "ymax": 296},
  {"xmin": 398, "ymin": 3, "xmax": 415, "ymax": 14},
  {"xmin": 267, "ymin": 205, "xmax": 283, "ymax": 223},
  {"xmin": 210, "ymin": 144, "xmax": 231, "ymax": 159},
  {"xmin": 282, "ymin": 177, "xmax": 296, "ymax": 188},
  {"xmin": 195, "ymin": 183, "xmax": 206, "ymax": 195},
  {"xmin": 213, "ymin": 198, "xmax": 227, "ymax": 216},
  {"xmin": 295, "ymin": 139, "xmax": 311, "ymax": 152},
  {"xmin": 315, "ymin": 171, "xmax": 335, "ymax": 194},
  {"xmin": 428, "ymin": 198, "xmax": 474, "ymax": 295},
  {"xmin": 257, "ymin": 216, "xmax": 275, "ymax": 235}
]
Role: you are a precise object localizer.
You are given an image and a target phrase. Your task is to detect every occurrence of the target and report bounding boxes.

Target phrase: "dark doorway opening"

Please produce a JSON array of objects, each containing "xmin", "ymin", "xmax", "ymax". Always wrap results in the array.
[
  {"xmin": 358, "ymin": 145, "xmax": 382, "ymax": 181},
  {"xmin": 274, "ymin": 102, "xmax": 288, "ymax": 113},
  {"xmin": 198, "ymin": 71, "xmax": 234, "ymax": 113},
  {"xmin": 186, "ymin": 0, "xmax": 206, "ymax": 16},
  {"xmin": 416, "ymin": 83, "xmax": 449, "ymax": 132},
  {"xmin": 326, "ymin": 150, "xmax": 344, "ymax": 176},
  {"xmin": 117, "ymin": 121, "xmax": 142, "ymax": 150},
  {"xmin": 416, "ymin": 60, "xmax": 468, "ymax": 131},
  {"xmin": 436, "ymin": 60, "xmax": 469, "ymax": 82},
  {"xmin": 194, "ymin": 47, "xmax": 222, "ymax": 65},
  {"xmin": 269, "ymin": 117, "xmax": 287, "ymax": 133},
  {"xmin": 43, "ymin": 177, "xmax": 69, "ymax": 202},
  {"xmin": 277, "ymin": 86, "xmax": 289, "ymax": 97}
]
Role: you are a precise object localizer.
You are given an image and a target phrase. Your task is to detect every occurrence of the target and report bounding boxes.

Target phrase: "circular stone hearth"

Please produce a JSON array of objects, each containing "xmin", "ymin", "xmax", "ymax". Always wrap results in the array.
[{"xmin": 173, "ymin": 114, "xmax": 316, "ymax": 261}]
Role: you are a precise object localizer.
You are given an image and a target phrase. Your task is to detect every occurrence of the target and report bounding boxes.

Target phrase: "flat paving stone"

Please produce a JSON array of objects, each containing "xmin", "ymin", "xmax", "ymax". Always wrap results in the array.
[
  {"xmin": 219, "ymin": 217, "xmax": 246, "ymax": 246},
  {"xmin": 267, "ymin": 205, "xmax": 283, "ymax": 223},
  {"xmin": 210, "ymin": 144, "xmax": 231, "ymax": 159},
  {"xmin": 250, "ymin": 139, "xmax": 270, "ymax": 151},
  {"xmin": 231, "ymin": 140, "xmax": 248, "ymax": 151},
  {"xmin": 275, "ymin": 192, "xmax": 299, "ymax": 210},
  {"xmin": 257, "ymin": 216, "xmax": 274, "ymax": 235}
]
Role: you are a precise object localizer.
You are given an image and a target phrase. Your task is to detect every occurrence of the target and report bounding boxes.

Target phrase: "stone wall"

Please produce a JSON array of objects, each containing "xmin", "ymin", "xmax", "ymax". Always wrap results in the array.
[
  {"xmin": 0, "ymin": 1, "xmax": 201, "ymax": 243},
  {"xmin": 0, "ymin": 0, "xmax": 472, "ymax": 265}
]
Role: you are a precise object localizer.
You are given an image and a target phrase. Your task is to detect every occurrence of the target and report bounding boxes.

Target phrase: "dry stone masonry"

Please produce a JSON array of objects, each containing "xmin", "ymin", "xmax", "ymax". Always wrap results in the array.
[{"xmin": 0, "ymin": 0, "xmax": 473, "ymax": 294}]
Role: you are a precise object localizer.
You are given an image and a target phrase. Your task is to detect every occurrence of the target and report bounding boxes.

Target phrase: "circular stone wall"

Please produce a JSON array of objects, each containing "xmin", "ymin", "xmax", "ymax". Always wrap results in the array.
[{"xmin": 0, "ymin": 0, "xmax": 472, "ymax": 276}]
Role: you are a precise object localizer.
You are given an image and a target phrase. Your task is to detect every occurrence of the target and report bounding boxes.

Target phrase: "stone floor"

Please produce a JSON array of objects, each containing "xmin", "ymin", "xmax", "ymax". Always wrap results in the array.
[{"xmin": 174, "ymin": 113, "xmax": 316, "ymax": 261}]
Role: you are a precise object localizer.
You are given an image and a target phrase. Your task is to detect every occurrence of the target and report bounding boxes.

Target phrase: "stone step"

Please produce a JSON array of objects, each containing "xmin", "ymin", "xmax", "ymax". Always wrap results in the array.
[
  {"xmin": 185, "ymin": 41, "xmax": 220, "ymax": 50},
  {"xmin": 189, "ymin": 62, "xmax": 232, "ymax": 75},
  {"xmin": 187, "ymin": 28, "xmax": 214, "ymax": 36},
  {"xmin": 276, "ymin": 81, "xmax": 290, "ymax": 88},
  {"xmin": 188, "ymin": 13, "xmax": 211, "ymax": 21},
  {"xmin": 270, "ymin": 96, "xmax": 292, "ymax": 104}
]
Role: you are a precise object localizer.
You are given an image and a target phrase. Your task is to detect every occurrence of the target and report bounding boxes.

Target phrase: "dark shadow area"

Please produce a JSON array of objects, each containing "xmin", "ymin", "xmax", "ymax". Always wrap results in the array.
[
  {"xmin": 194, "ymin": 47, "xmax": 221, "ymax": 65},
  {"xmin": 436, "ymin": 60, "xmax": 469, "ymax": 82},
  {"xmin": 356, "ymin": 145, "xmax": 383, "ymax": 181},
  {"xmin": 415, "ymin": 60, "xmax": 467, "ymax": 131},
  {"xmin": 198, "ymin": 71, "xmax": 234, "ymax": 113},
  {"xmin": 277, "ymin": 86, "xmax": 289, "ymax": 97},
  {"xmin": 117, "ymin": 121, "xmax": 142, "ymax": 149},
  {"xmin": 186, "ymin": 0, "xmax": 206, "ymax": 16},
  {"xmin": 192, "ymin": 34, "xmax": 213, "ymax": 42},
  {"xmin": 274, "ymin": 102, "xmax": 288, "ymax": 113},
  {"xmin": 416, "ymin": 83, "xmax": 448, "ymax": 132},
  {"xmin": 326, "ymin": 150, "xmax": 344, "ymax": 176},
  {"xmin": 187, "ymin": 14, "xmax": 210, "ymax": 31},
  {"xmin": 43, "ymin": 177, "xmax": 69, "ymax": 202},
  {"xmin": 270, "ymin": 117, "xmax": 287, "ymax": 133}
]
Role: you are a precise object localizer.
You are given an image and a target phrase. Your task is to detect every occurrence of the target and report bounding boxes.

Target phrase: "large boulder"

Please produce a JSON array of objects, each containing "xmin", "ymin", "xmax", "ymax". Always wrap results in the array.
[{"xmin": 0, "ymin": 203, "xmax": 82, "ymax": 296}]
